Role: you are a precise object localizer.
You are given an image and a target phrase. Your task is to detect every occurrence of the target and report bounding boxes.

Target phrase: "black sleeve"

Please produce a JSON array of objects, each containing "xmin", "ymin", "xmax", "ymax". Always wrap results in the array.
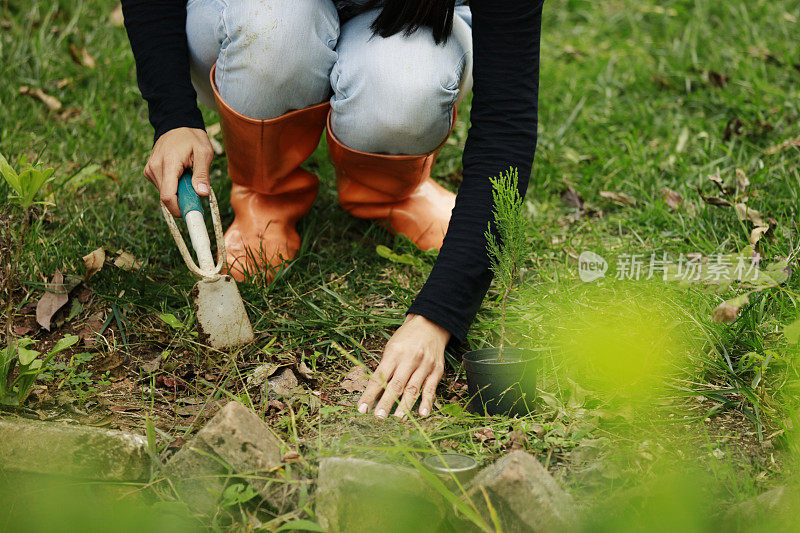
[
  {"xmin": 121, "ymin": 0, "xmax": 206, "ymax": 142},
  {"xmin": 408, "ymin": 0, "xmax": 543, "ymax": 343}
]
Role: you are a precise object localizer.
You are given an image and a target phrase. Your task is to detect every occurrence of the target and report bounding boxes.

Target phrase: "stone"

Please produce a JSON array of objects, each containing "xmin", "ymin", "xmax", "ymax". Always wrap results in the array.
[
  {"xmin": 468, "ymin": 450, "xmax": 577, "ymax": 533},
  {"xmin": 725, "ymin": 486, "xmax": 800, "ymax": 527},
  {"xmin": 159, "ymin": 400, "xmax": 284, "ymax": 515},
  {"xmin": 0, "ymin": 417, "xmax": 150, "ymax": 481},
  {"xmin": 316, "ymin": 457, "xmax": 453, "ymax": 533}
]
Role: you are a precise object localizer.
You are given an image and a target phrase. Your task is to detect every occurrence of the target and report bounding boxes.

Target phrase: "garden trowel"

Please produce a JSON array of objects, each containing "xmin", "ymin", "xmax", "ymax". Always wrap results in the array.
[{"xmin": 161, "ymin": 171, "xmax": 254, "ymax": 349}]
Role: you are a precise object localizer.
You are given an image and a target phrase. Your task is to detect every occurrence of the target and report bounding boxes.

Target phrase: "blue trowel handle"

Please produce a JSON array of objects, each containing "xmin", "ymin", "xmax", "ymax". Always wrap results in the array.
[
  {"xmin": 177, "ymin": 171, "xmax": 204, "ymax": 218},
  {"xmin": 176, "ymin": 171, "xmax": 215, "ymax": 273}
]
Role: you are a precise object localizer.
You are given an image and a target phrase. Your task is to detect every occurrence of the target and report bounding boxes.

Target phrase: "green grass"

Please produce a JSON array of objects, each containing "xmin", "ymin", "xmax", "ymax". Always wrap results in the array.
[{"xmin": 2, "ymin": 0, "xmax": 800, "ymax": 529}]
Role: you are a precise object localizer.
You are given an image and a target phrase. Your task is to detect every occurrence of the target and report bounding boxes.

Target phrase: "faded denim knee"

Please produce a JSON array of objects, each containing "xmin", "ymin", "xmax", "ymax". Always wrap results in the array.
[
  {"xmin": 329, "ymin": 10, "xmax": 471, "ymax": 155},
  {"xmin": 187, "ymin": 0, "xmax": 339, "ymax": 119}
]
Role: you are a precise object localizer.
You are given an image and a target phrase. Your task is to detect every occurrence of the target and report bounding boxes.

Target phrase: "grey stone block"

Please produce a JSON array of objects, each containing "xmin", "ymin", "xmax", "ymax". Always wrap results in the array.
[
  {"xmin": 468, "ymin": 450, "xmax": 577, "ymax": 533},
  {"xmin": 0, "ymin": 417, "xmax": 151, "ymax": 481},
  {"xmin": 316, "ymin": 457, "xmax": 454, "ymax": 533},
  {"xmin": 159, "ymin": 401, "xmax": 283, "ymax": 515}
]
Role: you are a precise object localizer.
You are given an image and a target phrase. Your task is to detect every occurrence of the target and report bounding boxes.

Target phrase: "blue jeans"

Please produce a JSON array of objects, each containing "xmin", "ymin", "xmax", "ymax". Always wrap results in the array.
[{"xmin": 186, "ymin": 0, "xmax": 472, "ymax": 155}]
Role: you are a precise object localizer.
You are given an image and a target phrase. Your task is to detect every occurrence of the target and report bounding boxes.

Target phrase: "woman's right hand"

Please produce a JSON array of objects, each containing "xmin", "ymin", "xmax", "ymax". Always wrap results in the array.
[{"xmin": 144, "ymin": 127, "xmax": 214, "ymax": 216}]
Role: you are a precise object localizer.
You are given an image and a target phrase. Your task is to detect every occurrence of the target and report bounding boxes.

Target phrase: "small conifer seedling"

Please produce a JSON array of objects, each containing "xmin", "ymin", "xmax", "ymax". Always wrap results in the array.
[{"xmin": 484, "ymin": 167, "xmax": 527, "ymax": 362}]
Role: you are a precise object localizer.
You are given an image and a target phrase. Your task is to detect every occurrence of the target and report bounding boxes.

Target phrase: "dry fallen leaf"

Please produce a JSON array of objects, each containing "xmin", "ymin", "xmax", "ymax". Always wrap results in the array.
[
  {"xmin": 114, "ymin": 250, "xmax": 143, "ymax": 271},
  {"xmin": 765, "ymin": 136, "xmax": 800, "ymax": 155},
  {"xmin": 296, "ymin": 360, "xmax": 314, "ymax": 380},
  {"xmin": 734, "ymin": 203, "xmax": 765, "ymax": 227},
  {"xmin": 750, "ymin": 226, "xmax": 770, "ymax": 246},
  {"xmin": 474, "ymin": 427, "xmax": 496, "ymax": 443},
  {"xmin": 702, "ymin": 196, "xmax": 732, "ymax": 207},
  {"xmin": 705, "ymin": 70, "xmax": 729, "ymax": 87},
  {"xmin": 56, "ymin": 107, "xmax": 82, "ymax": 122},
  {"xmin": 599, "ymin": 190, "xmax": 637, "ymax": 207},
  {"xmin": 341, "ymin": 366, "xmax": 369, "ymax": 393},
  {"xmin": 82, "ymin": 247, "xmax": 106, "ymax": 281},
  {"xmin": 69, "ymin": 44, "xmax": 96, "ymax": 68},
  {"xmin": 110, "ymin": 4, "xmax": 125, "ymax": 26},
  {"xmin": 54, "ymin": 77, "xmax": 73, "ymax": 89},
  {"xmin": 13, "ymin": 324, "xmax": 33, "ymax": 336},
  {"xmin": 282, "ymin": 450, "xmax": 301, "ymax": 463},
  {"xmin": 735, "ymin": 168, "xmax": 750, "ymax": 190},
  {"xmin": 36, "ymin": 270, "xmax": 71, "ymax": 331},
  {"xmin": 561, "ymin": 186, "xmax": 585, "ymax": 210},
  {"xmin": 662, "ymin": 187, "xmax": 683, "ymax": 210},
  {"xmin": 141, "ymin": 356, "xmax": 160, "ymax": 374},
  {"xmin": 19, "ymin": 86, "xmax": 62, "ymax": 111},
  {"xmin": 506, "ymin": 428, "xmax": 527, "ymax": 451},
  {"xmin": 712, "ymin": 294, "xmax": 749, "ymax": 323},
  {"xmin": 247, "ymin": 363, "xmax": 278, "ymax": 388}
]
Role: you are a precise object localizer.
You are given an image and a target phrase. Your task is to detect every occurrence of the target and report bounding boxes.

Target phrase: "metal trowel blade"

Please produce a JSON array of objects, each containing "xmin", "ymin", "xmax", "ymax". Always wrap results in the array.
[{"xmin": 191, "ymin": 275, "xmax": 254, "ymax": 349}]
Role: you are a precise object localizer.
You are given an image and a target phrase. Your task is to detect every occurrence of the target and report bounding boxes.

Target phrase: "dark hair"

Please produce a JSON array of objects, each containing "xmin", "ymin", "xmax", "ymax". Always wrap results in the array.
[{"xmin": 361, "ymin": 0, "xmax": 457, "ymax": 44}]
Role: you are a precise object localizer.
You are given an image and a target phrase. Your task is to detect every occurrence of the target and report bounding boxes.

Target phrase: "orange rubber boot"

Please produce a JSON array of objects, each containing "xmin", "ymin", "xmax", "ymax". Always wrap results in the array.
[
  {"xmin": 211, "ymin": 65, "xmax": 329, "ymax": 281},
  {"xmin": 325, "ymin": 109, "xmax": 457, "ymax": 251}
]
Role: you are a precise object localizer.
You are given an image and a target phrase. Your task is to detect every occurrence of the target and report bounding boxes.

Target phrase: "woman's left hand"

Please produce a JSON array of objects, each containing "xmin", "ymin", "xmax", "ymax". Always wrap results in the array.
[{"xmin": 358, "ymin": 313, "xmax": 450, "ymax": 419}]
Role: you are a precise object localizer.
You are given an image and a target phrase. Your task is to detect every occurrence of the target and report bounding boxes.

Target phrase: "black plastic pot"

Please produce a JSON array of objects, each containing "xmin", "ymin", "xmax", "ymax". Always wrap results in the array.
[{"xmin": 462, "ymin": 347, "xmax": 545, "ymax": 417}]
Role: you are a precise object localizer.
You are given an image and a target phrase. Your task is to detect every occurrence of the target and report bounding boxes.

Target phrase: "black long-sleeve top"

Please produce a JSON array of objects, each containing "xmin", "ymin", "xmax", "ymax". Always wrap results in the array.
[{"xmin": 121, "ymin": 0, "xmax": 543, "ymax": 344}]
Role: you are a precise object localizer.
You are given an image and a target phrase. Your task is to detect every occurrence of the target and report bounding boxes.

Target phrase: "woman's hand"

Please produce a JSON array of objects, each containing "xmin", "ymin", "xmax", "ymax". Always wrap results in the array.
[
  {"xmin": 144, "ymin": 127, "xmax": 214, "ymax": 216},
  {"xmin": 358, "ymin": 313, "xmax": 451, "ymax": 419}
]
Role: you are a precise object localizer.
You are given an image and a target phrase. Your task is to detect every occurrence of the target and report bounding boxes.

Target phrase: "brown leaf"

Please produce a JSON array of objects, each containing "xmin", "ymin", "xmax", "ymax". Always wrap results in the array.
[
  {"xmin": 765, "ymin": 136, "xmax": 800, "ymax": 155},
  {"xmin": 599, "ymin": 190, "xmax": 637, "ymax": 207},
  {"xmin": 296, "ymin": 360, "xmax": 314, "ymax": 380},
  {"xmin": 661, "ymin": 187, "xmax": 683, "ymax": 210},
  {"xmin": 141, "ymin": 356, "xmax": 160, "ymax": 374},
  {"xmin": 712, "ymin": 295, "xmax": 749, "ymax": 323},
  {"xmin": 19, "ymin": 86, "xmax": 62, "ymax": 111},
  {"xmin": 78, "ymin": 313, "xmax": 104, "ymax": 346},
  {"xmin": 56, "ymin": 107, "xmax": 82, "ymax": 122},
  {"xmin": 705, "ymin": 70, "xmax": 729, "ymax": 87},
  {"xmin": 69, "ymin": 44, "xmax": 96, "ymax": 68},
  {"xmin": 82, "ymin": 247, "xmax": 106, "ymax": 281},
  {"xmin": 13, "ymin": 324, "xmax": 33, "ymax": 336},
  {"xmin": 113, "ymin": 250, "xmax": 142, "ymax": 271},
  {"xmin": 36, "ymin": 270, "xmax": 71, "ymax": 331},
  {"xmin": 282, "ymin": 450, "xmax": 301, "ymax": 463},
  {"xmin": 94, "ymin": 352, "xmax": 125, "ymax": 372},
  {"xmin": 168, "ymin": 437, "xmax": 187, "ymax": 449},
  {"xmin": 750, "ymin": 226, "xmax": 770, "ymax": 246},
  {"xmin": 506, "ymin": 428, "xmax": 527, "ymax": 451},
  {"xmin": 54, "ymin": 77, "xmax": 73, "ymax": 89},
  {"xmin": 266, "ymin": 399, "xmax": 286, "ymax": 411},
  {"xmin": 703, "ymin": 196, "xmax": 732, "ymax": 207},
  {"xmin": 561, "ymin": 186, "xmax": 585, "ymax": 210},
  {"xmin": 734, "ymin": 203, "xmax": 764, "ymax": 227},
  {"xmin": 175, "ymin": 400, "xmax": 223, "ymax": 418},
  {"xmin": 707, "ymin": 170, "xmax": 726, "ymax": 191},
  {"xmin": 109, "ymin": 4, "xmax": 125, "ymax": 26},
  {"xmin": 735, "ymin": 168, "xmax": 750, "ymax": 190},
  {"xmin": 341, "ymin": 366, "xmax": 369, "ymax": 393},
  {"xmin": 474, "ymin": 427, "xmax": 496, "ymax": 443}
]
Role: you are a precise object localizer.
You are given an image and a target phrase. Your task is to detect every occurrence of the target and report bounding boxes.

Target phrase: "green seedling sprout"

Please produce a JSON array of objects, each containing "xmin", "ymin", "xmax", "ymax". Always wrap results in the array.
[
  {"xmin": 0, "ymin": 152, "xmax": 55, "ymax": 212},
  {"xmin": 485, "ymin": 167, "xmax": 527, "ymax": 362}
]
